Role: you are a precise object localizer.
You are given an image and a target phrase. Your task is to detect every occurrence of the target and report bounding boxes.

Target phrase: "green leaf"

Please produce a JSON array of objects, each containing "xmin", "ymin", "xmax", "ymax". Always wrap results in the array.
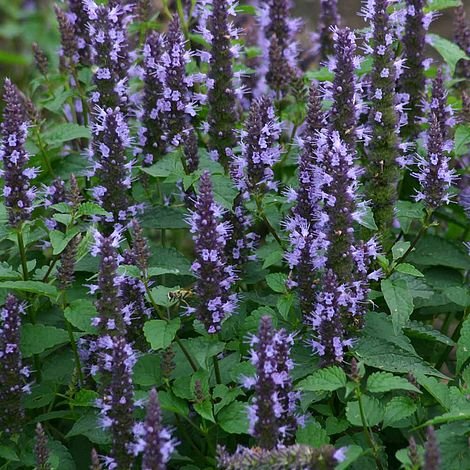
[
  {"xmin": 213, "ymin": 385, "xmax": 244, "ymax": 414},
  {"xmin": 346, "ymin": 395, "xmax": 385, "ymax": 427},
  {"xmin": 143, "ymin": 318, "xmax": 181, "ymax": 350},
  {"xmin": 265, "ymin": 272, "xmax": 287, "ymax": 293},
  {"xmin": 425, "ymin": 0, "xmax": 462, "ymax": 11},
  {"xmin": 428, "ymin": 34, "xmax": 470, "ymax": 75},
  {"xmin": 0, "ymin": 262, "xmax": 20, "ymax": 280},
  {"xmin": 358, "ymin": 206, "xmax": 378, "ymax": 231},
  {"xmin": 141, "ymin": 152, "xmax": 184, "ymax": 178},
  {"xmin": 277, "ymin": 294, "xmax": 293, "ymax": 320},
  {"xmin": 142, "ymin": 206, "xmax": 187, "ymax": 229},
  {"xmin": 49, "ymin": 230, "xmax": 79, "ymax": 255},
  {"xmin": 415, "ymin": 374, "xmax": 451, "ymax": 410},
  {"xmin": 456, "ymin": 317, "xmax": 470, "ymax": 372},
  {"xmin": 21, "ymin": 324, "xmax": 71, "ymax": 357},
  {"xmin": 64, "ymin": 299, "xmax": 98, "ymax": 334},
  {"xmin": 0, "ymin": 280, "xmax": 58, "ymax": 299},
  {"xmin": 0, "ymin": 445, "xmax": 19, "ymax": 462},
  {"xmin": 217, "ymin": 401, "xmax": 249, "ymax": 434},
  {"xmin": 367, "ymin": 372, "xmax": 420, "ymax": 394},
  {"xmin": 381, "ymin": 278, "xmax": 414, "ymax": 334},
  {"xmin": 159, "ymin": 391, "xmax": 189, "ymax": 416},
  {"xmin": 43, "ymin": 123, "xmax": 90, "ymax": 148},
  {"xmin": 262, "ymin": 249, "xmax": 284, "ymax": 269},
  {"xmin": 133, "ymin": 354, "xmax": 162, "ymax": 386},
  {"xmin": 297, "ymin": 366, "xmax": 347, "ymax": 392},
  {"xmin": 296, "ymin": 420, "xmax": 329, "ymax": 447},
  {"xmin": 445, "ymin": 286, "xmax": 470, "ymax": 307},
  {"xmin": 392, "ymin": 241, "xmax": 411, "ymax": 261},
  {"xmin": 76, "ymin": 202, "xmax": 111, "ymax": 217},
  {"xmin": 65, "ymin": 411, "xmax": 110, "ymax": 444},
  {"xmin": 395, "ymin": 263, "xmax": 424, "ymax": 277},
  {"xmin": 382, "ymin": 396, "xmax": 417, "ymax": 428},
  {"xmin": 404, "ymin": 321, "xmax": 455, "ymax": 346},
  {"xmin": 454, "ymin": 125, "xmax": 470, "ymax": 157},
  {"xmin": 396, "ymin": 201, "xmax": 425, "ymax": 233},
  {"xmin": 194, "ymin": 400, "xmax": 215, "ymax": 423}
]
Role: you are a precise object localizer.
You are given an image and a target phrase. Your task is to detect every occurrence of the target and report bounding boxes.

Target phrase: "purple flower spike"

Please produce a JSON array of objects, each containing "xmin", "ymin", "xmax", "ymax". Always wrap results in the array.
[
  {"xmin": 231, "ymin": 96, "xmax": 281, "ymax": 198},
  {"xmin": 55, "ymin": 6, "xmax": 79, "ymax": 70},
  {"xmin": 85, "ymin": 0, "xmax": 131, "ymax": 108},
  {"xmin": 424, "ymin": 426, "xmax": 441, "ymax": 470},
  {"xmin": 319, "ymin": 0, "xmax": 340, "ymax": 60},
  {"xmin": 244, "ymin": 316, "xmax": 302, "ymax": 449},
  {"xmin": 138, "ymin": 389, "xmax": 177, "ymax": 470},
  {"xmin": 399, "ymin": 0, "xmax": 426, "ymax": 138},
  {"xmin": 454, "ymin": 6, "xmax": 470, "ymax": 78},
  {"xmin": 412, "ymin": 113, "xmax": 457, "ymax": 210},
  {"xmin": 207, "ymin": 0, "xmax": 238, "ymax": 165},
  {"xmin": 187, "ymin": 171, "xmax": 237, "ymax": 333},
  {"xmin": 0, "ymin": 294, "xmax": 30, "ymax": 434},
  {"xmin": 91, "ymin": 229, "xmax": 126, "ymax": 336},
  {"xmin": 35, "ymin": 423, "xmax": 51, "ymax": 470},
  {"xmin": 67, "ymin": 0, "xmax": 91, "ymax": 66},
  {"xmin": 90, "ymin": 106, "xmax": 138, "ymax": 223},
  {"xmin": 96, "ymin": 336, "xmax": 136, "ymax": 470},
  {"xmin": 1, "ymin": 79, "xmax": 36, "ymax": 227}
]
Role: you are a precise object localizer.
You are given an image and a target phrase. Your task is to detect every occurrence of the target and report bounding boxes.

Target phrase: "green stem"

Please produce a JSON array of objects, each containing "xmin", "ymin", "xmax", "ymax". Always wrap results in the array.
[
  {"xmin": 34, "ymin": 127, "xmax": 54, "ymax": 176},
  {"xmin": 17, "ymin": 230, "xmax": 29, "ymax": 281},
  {"xmin": 213, "ymin": 355, "xmax": 221, "ymax": 384},
  {"xmin": 255, "ymin": 197, "xmax": 284, "ymax": 248},
  {"xmin": 62, "ymin": 293, "xmax": 84, "ymax": 385}
]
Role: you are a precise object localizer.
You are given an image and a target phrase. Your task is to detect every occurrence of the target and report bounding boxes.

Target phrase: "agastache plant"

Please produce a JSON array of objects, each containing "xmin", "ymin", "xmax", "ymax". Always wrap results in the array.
[
  {"xmin": 231, "ymin": 96, "xmax": 282, "ymax": 198},
  {"xmin": 85, "ymin": 0, "xmax": 132, "ymax": 109},
  {"xmin": 187, "ymin": 171, "xmax": 237, "ymax": 333},
  {"xmin": 66, "ymin": 0, "xmax": 91, "ymax": 66},
  {"xmin": 412, "ymin": 112, "xmax": 456, "ymax": 209},
  {"xmin": 35, "ymin": 424, "xmax": 51, "ymax": 470},
  {"xmin": 424, "ymin": 426, "xmax": 441, "ymax": 470},
  {"xmin": 90, "ymin": 106, "xmax": 139, "ymax": 223},
  {"xmin": 1, "ymin": 78, "xmax": 36, "ymax": 228},
  {"xmin": 243, "ymin": 316, "xmax": 302, "ymax": 449},
  {"xmin": 0, "ymin": 294, "xmax": 30, "ymax": 434},
  {"xmin": 55, "ymin": 5, "xmax": 79, "ymax": 70},
  {"xmin": 96, "ymin": 335, "xmax": 136, "ymax": 470},
  {"xmin": 206, "ymin": 0, "xmax": 238, "ymax": 164},
  {"xmin": 135, "ymin": 388, "xmax": 177, "ymax": 470},
  {"xmin": 318, "ymin": 0, "xmax": 340, "ymax": 60},
  {"xmin": 362, "ymin": 0, "xmax": 401, "ymax": 239}
]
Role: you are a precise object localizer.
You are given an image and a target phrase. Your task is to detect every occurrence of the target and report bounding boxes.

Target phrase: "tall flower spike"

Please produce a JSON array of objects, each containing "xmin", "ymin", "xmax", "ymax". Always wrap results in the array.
[
  {"xmin": 363, "ymin": 0, "xmax": 400, "ymax": 240},
  {"xmin": 1, "ymin": 79, "xmax": 36, "ymax": 227},
  {"xmin": 141, "ymin": 31, "xmax": 165, "ymax": 166},
  {"xmin": 207, "ymin": 0, "xmax": 237, "ymax": 164},
  {"xmin": 55, "ymin": 6, "xmax": 79, "ymax": 70},
  {"xmin": 35, "ymin": 424, "xmax": 51, "ymax": 470},
  {"xmin": 399, "ymin": 0, "xmax": 426, "ymax": 139},
  {"xmin": 91, "ymin": 449, "xmax": 102, "ymax": 470},
  {"xmin": 90, "ymin": 107, "xmax": 138, "ymax": 223},
  {"xmin": 91, "ymin": 230, "xmax": 126, "ymax": 336},
  {"xmin": 424, "ymin": 426, "xmax": 441, "ymax": 470},
  {"xmin": 86, "ymin": 0, "xmax": 131, "ymax": 108},
  {"xmin": 96, "ymin": 336, "xmax": 136, "ymax": 470},
  {"xmin": 328, "ymin": 28, "xmax": 362, "ymax": 150},
  {"xmin": 57, "ymin": 235, "xmax": 80, "ymax": 290},
  {"xmin": 244, "ymin": 316, "xmax": 301, "ymax": 449},
  {"xmin": 0, "ymin": 294, "xmax": 30, "ymax": 434},
  {"xmin": 412, "ymin": 112, "xmax": 456, "ymax": 209},
  {"xmin": 319, "ymin": 0, "xmax": 340, "ymax": 60},
  {"xmin": 231, "ymin": 96, "xmax": 282, "ymax": 198},
  {"xmin": 138, "ymin": 388, "xmax": 177, "ymax": 470},
  {"xmin": 32, "ymin": 43, "xmax": 49, "ymax": 76},
  {"xmin": 67, "ymin": 0, "xmax": 91, "ymax": 66},
  {"xmin": 454, "ymin": 5, "xmax": 470, "ymax": 79},
  {"xmin": 187, "ymin": 171, "xmax": 237, "ymax": 333}
]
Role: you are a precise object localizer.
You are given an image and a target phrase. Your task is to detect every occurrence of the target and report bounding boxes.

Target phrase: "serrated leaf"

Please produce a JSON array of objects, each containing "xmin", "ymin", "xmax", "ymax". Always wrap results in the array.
[
  {"xmin": 43, "ymin": 123, "xmax": 90, "ymax": 148},
  {"xmin": 297, "ymin": 366, "xmax": 347, "ymax": 392},
  {"xmin": 367, "ymin": 372, "xmax": 420, "ymax": 394},
  {"xmin": 0, "ymin": 280, "xmax": 58, "ymax": 299},
  {"xmin": 0, "ymin": 445, "xmax": 19, "ymax": 462},
  {"xmin": 265, "ymin": 272, "xmax": 287, "ymax": 293},
  {"xmin": 445, "ymin": 286, "xmax": 470, "ymax": 307},
  {"xmin": 159, "ymin": 391, "xmax": 189, "ymax": 416},
  {"xmin": 296, "ymin": 420, "xmax": 330, "ymax": 447},
  {"xmin": 217, "ymin": 401, "xmax": 249, "ymax": 434},
  {"xmin": 383, "ymin": 396, "xmax": 417, "ymax": 428},
  {"xmin": 143, "ymin": 318, "xmax": 181, "ymax": 350},
  {"xmin": 381, "ymin": 278, "xmax": 414, "ymax": 334},
  {"xmin": 392, "ymin": 241, "xmax": 411, "ymax": 261},
  {"xmin": 194, "ymin": 400, "xmax": 215, "ymax": 423},
  {"xmin": 357, "ymin": 205, "xmax": 378, "ymax": 231},
  {"xmin": 142, "ymin": 206, "xmax": 187, "ymax": 229},
  {"xmin": 415, "ymin": 374, "xmax": 451, "ymax": 409},
  {"xmin": 49, "ymin": 230, "xmax": 80, "ymax": 255},
  {"xmin": 65, "ymin": 411, "xmax": 110, "ymax": 444},
  {"xmin": 424, "ymin": 0, "xmax": 462, "ymax": 11},
  {"xmin": 346, "ymin": 395, "xmax": 384, "ymax": 427},
  {"xmin": 277, "ymin": 294, "xmax": 293, "ymax": 320},
  {"xmin": 428, "ymin": 34, "xmax": 469, "ymax": 75},
  {"xmin": 141, "ymin": 152, "xmax": 184, "ymax": 178},
  {"xmin": 76, "ymin": 202, "xmax": 111, "ymax": 217},
  {"xmin": 456, "ymin": 317, "xmax": 470, "ymax": 372},
  {"xmin": 395, "ymin": 263, "xmax": 424, "ymax": 277},
  {"xmin": 454, "ymin": 124, "xmax": 470, "ymax": 156},
  {"xmin": 21, "ymin": 324, "xmax": 71, "ymax": 357},
  {"xmin": 262, "ymin": 249, "xmax": 284, "ymax": 269},
  {"xmin": 64, "ymin": 299, "xmax": 98, "ymax": 334},
  {"xmin": 404, "ymin": 321, "xmax": 455, "ymax": 346}
]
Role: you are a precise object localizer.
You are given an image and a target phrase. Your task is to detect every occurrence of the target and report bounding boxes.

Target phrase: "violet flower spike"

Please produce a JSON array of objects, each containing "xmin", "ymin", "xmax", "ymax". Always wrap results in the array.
[
  {"xmin": 35, "ymin": 423, "xmax": 51, "ymax": 470},
  {"xmin": 412, "ymin": 112, "xmax": 457, "ymax": 210},
  {"xmin": 399, "ymin": 0, "xmax": 426, "ymax": 139},
  {"xmin": 67, "ymin": 0, "xmax": 92, "ymax": 66},
  {"xmin": 318, "ymin": 0, "xmax": 340, "ymax": 60},
  {"xmin": 454, "ymin": 5, "xmax": 470, "ymax": 79},
  {"xmin": 96, "ymin": 335, "xmax": 136, "ymax": 470},
  {"xmin": 206, "ymin": 0, "xmax": 238, "ymax": 165},
  {"xmin": 424, "ymin": 426, "xmax": 441, "ymax": 470},
  {"xmin": 0, "ymin": 294, "xmax": 30, "ymax": 434},
  {"xmin": 1, "ymin": 79, "xmax": 36, "ymax": 227},
  {"xmin": 244, "ymin": 316, "xmax": 302, "ymax": 449},
  {"xmin": 231, "ymin": 96, "xmax": 282, "ymax": 198},
  {"xmin": 187, "ymin": 171, "xmax": 238, "ymax": 334},
  {"xmin": 137, "ymin": 388, "xmax": 177, "ymax": 470},
  {"xmin": 55, "ymin": 5, "xmax": 79, "ymax": 70}
]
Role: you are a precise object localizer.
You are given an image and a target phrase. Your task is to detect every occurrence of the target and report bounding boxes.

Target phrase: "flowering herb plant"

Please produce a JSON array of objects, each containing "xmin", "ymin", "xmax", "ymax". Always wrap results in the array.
[{"xmin": 0, "ymin": 0, "xmax": 469, "ymax": 468}]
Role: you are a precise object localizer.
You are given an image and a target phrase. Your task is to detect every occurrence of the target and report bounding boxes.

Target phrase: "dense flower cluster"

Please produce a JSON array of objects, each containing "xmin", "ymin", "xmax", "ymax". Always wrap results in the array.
[
  {"xmin": 318, "ymin": 0, "xmax": 340, "ymax": 60},
  {"xmin": 0, "ymin": 79, "xmax": 36, "ymax": 227},
  {"xmin": 187, "ymin": 171, "xmax": 237, "ymax": 333},
  {"xmin": 243, "ymin": 316, "xmax": 302, "ymax": 449},
  {"xmin": 0, "ymin": 294, "xmax": 30, "ymax": 434}
]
